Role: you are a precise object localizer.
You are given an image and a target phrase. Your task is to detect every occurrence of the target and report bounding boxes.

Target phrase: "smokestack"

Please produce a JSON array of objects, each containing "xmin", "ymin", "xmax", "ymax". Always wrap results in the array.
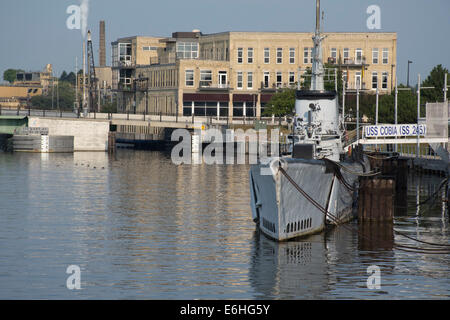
[{"xmin": 99, "ymin": 20, "xmax": 106, "ymax": 67}]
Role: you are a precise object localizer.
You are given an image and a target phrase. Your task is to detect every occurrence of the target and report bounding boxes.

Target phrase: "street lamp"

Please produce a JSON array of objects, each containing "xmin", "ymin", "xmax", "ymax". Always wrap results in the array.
[{"xmin": 407, "ymin": 60, "xmax": 413, "ymax": 88}]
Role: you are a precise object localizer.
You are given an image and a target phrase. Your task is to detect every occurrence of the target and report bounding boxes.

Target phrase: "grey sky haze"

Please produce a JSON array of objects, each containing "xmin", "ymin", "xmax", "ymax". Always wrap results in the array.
[{"xmin": 0, "ymin": 0, "xmax": 449, "ymax": 85}]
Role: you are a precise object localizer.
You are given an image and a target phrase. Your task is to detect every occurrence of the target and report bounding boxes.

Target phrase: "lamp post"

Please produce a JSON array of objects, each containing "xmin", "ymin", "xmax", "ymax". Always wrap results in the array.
[{"xmin": 407, "ymin": 60, "xmax": 413, "ymax": 88}]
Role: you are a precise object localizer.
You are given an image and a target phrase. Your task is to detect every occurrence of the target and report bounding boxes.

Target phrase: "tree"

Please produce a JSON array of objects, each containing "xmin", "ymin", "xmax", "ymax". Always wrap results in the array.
[
  {"xmin": 101, "ymin": 101, "xmax": 117, "ymax": 113},
  {"xmin": 263, "ymin": 88, "xmax": 296, "ymax": 117},
  {"xmin": 31, "ymin": 80, "xmax": 75, "ymax": 110},
  {"xmin": 3, "ymin": 69, "xmax": 23, "ymax": 83},
  {"xmin": 421, "ymin": 64, "xmax": 449, "ymax": 104},
  {"xmin": 65, "ymin": 72, "xmax": 77, "ymax": 86},
  {"xmin": 60, "ymin": 71, "xmax": 68, "ymax": 83}
]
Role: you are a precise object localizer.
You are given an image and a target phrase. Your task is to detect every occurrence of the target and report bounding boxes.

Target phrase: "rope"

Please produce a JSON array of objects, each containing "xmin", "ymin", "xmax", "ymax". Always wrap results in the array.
[
  {"xmin": 394, "ymin": 229, "xmax": 450, "ymax": 248},
  {"xmin": 364, "ymin": 153, "xmax": 399, "ymax": 161},
  {"xmin": 277, "ymin": 166, "xmax": 450, "ymax": 255},
  {"xmin": 321, "ymin": 157, "xmax": 381, "ymax": 177}
]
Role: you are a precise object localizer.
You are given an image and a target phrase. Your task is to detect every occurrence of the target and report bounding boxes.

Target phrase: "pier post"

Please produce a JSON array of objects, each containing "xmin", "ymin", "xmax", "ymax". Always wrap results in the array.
[
  {"xmin": 108, "ymin": 131, "xmax": 116, "ymax": 154},
  {"xmin": 358, "ymin": 177, "xmax": 394, "ymax": 222}
]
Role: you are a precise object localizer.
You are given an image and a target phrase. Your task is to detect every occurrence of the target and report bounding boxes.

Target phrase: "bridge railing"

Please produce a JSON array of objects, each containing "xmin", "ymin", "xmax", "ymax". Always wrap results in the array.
[{"xmin": 0, "ymin": 106, "xmax": 290, "ymax": 126}]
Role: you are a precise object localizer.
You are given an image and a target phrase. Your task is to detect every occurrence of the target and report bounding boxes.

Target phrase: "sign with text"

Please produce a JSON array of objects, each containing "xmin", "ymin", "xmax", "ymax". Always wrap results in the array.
[
  {"xmin": 15, "ymin": 127, "xmax": 49, "ymax": 135},
  {"xmin": 364, "ymin": 124, "xmax": 427, "ymax": 138}
]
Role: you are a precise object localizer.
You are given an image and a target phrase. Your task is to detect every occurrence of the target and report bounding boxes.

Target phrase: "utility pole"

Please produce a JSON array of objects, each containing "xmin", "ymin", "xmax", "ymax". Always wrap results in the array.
[
  {"xmin": 56, "ymin": 78, "xmax": 59, "ymax": 111},
  {"xmin": 51, "ymin": 75, "xmax": 54, "ymax": 110},
  {"xmin": 416, "ymin": 74, "xmax": 436, "ymax": 159},
  {"xmin": 416, "ymin": 74, "xmax": 420, "ymax": 159},
  {"xmin": 75, "ymin": 57, "xmax": 79, "ymax": 113},
  {"xmin": 334, "ymin": 68, "xmax": 337, "ymax": 92},
  {"xmin": 342, "ymin": 82, "xmax": 346, "ymax": 131},
  {"xmin": 356, "ymin": 87, "xmax": 360, "ymax": 142},
  {"xmin": 375, "ymin": 87, "xmax": 379, "ymax": 125},
  {"xmin": 394, "ymin": 78, "xmax": 398, "ymax": 152},
  {"xmin": 407, "ymin": 60, "xmax": 413, "ymax": 88},
  {"xmin": 444, "ymin": 73, "xmax": 448, "ymax": 103}
]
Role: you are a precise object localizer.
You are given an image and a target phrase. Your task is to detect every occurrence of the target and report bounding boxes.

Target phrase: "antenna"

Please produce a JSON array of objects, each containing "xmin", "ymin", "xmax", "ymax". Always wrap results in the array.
[
  {"xmin": 311, "ymin": 0, "xmax": 324, "ymax": 91},
  {"xmin": 315, "ymin": 0, "xmax": 320, "ymax": 35},
  {"xmin": 321, "ymin": 10, "xmax": 324, "ymax": 33}
]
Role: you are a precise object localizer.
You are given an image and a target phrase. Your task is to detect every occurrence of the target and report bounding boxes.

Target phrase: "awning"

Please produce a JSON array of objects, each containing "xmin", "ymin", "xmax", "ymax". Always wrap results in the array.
[{"xmin": 183, "ymin": 93, "xmax": 229, "ymax": 102}]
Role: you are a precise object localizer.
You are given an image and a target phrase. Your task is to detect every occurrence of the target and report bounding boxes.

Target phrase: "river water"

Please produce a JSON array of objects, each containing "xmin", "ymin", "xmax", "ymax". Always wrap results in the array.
[{"xmin": 0, "ymin": 150, "xmax": 448, "ymax": 299}]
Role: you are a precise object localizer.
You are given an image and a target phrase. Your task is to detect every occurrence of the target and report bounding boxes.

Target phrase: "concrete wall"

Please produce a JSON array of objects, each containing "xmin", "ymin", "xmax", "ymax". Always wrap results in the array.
[{"xmin": 28, "ymin": 117, "xmax": 109, "ymax": 151}]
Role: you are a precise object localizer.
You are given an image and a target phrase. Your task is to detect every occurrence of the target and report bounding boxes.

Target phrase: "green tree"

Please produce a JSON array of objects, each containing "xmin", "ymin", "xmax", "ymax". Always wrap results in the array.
[
  {"xmin": 65, "ymin": 72, "xmax": 77, "ymax": 86},
  {"xmin": 300, "ymin": 63, "xmax": 342, "ymax": 92},
  {"xmin": 60, "ymin": 71, "xmax": 68, "ymax": 82},
  {"xmin": 101, "ymin": 101, "xmax": 118, "ymax": 113},
  {"xmin": 263, "ymin": 88, "xmax": 296, "ymax": 116},
  {"xmin": 421, "ymin": 64, "xmax": 449, "ymax": 104},
  {"xmin": 3, "ymin": 69, "xmax": 23, "ymax": 83},
  {"xmin": 31, "ymin": 80, "xmax": 75, "ymax": 110}
]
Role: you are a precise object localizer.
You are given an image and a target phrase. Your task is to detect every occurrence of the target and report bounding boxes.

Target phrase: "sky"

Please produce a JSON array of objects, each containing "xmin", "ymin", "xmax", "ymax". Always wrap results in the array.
[{"xmin": 0, "ymin": 0, "xmax": 449, "ymax": 86}]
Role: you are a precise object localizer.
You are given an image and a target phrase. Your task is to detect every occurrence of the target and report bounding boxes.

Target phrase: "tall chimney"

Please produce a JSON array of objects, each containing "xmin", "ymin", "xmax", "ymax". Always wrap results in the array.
[{"xmin": 99, "ymin": 20, "xmax": 106, "ymax": 67}]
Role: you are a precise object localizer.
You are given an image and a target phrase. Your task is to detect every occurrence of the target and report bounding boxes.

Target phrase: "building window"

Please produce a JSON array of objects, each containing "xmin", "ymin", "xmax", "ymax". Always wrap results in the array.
[
  {"xmin": 355, "ymin": 48, "xmax": 363, "ymax": 64},
  {"xmin": 200, "ymin": 70, "xmax": 212, "ymax": 87},
  {"xmin": 277, "ymin": 48, "xmax": 283, "ymax": 64},
  {"xmin": 330, "ymin": 48, "xmax": 337, "ymax": 63},
  {"xmin": 185, "ymin": 69, "xmax": 194, "ymax": 86},
  {"xmin": 303, "ymin": 47, "xmax": 309, "ymax": 64},
  {"xmin": 183, "ymin": 101, "xmax": 193, "ymax": 116},
  {"xmin": 237, "ymin": 71, "xmax": 243, "ymax": 89},
  {"xmin": 289, "ymin": 71, "xmax": 295, "ymax": 86},
  {"xmin": 233, "ymin": 102, "xmax": 244, "ymax": 117},
  {"xmin": 264, "ymin": 48, "xmax": 270, "ymax": 64},
  {"xmin": 143, "ymin": 46, "xmax": 158, "ymax": 51},
  {"xmin": 276, "ymin": 72, "xmax": 282, "ymax": 88},
  {"xmin": 246, "ymin": 101, "xmax": 256, "ymax": 118},
  {"xmin": 237, "ymin": 48, "xmax": 243, "ymax": 64},
  {"xmin": 263, "ymin": 71, "xmax": 270, "ymax": 88},
  {"xmin": 218, "ymin": 71, "xmax": 227, "ymax": 88},
  {"xmin": 355, "ymin": 71, "xmax": 361, "ymax": 89},
  {"xmin": 176, "ymin": 42, "xmax": 198, "ymax": 59},
  {"xmin": 119, "ymin": 69, "xmax": 132, "ymax": 87},
  {"xmin": 119, "ymin": 43, "xmax": 132, "ymax": 66},
  {"xmin": 289, "ymin": 48, "xmax": 295, "ymax": 64},
  {"xmin": 372, "ymin": 48, "xmax": 379, "ymax": 64},
  {"xmin": 248, "ymin": 48, "xmax": 254, "ymax": 64},
  {"xmin": 247, "ymin": 71, "xmax": 253, "ymax": 89},
  {"xmin": 372, "ymin": 72, "xmax": 378, "ymax": 89},
  {"xmin": 309, "ymin": 48, "xmax": 314, "ymax": 63},
  {"xmin": 343, "ymin": 48, "xmax": 349, "ymax": 63},
  {"xmin": 382, "ymin": 48, "xmax": 389, "ymax": 64},
  {"xmin": 382, "ymin": 72, "xmax": 388, "ymax": 89}
]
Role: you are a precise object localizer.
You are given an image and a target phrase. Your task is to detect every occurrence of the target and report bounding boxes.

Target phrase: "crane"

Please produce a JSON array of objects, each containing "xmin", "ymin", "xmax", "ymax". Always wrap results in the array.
[{"xmin": 87, "ymin": 30, "xmax": 99, "ymax": 112}]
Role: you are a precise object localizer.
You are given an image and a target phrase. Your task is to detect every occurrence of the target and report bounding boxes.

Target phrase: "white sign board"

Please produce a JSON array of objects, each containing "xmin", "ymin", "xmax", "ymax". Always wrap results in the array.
[
  {"xmin": 364, "ymin": 124, "xmax": 427, "ymax": 138},
  {"xmin": 15, "ymin": 127, "xmax": 49, "ymax": 135}
]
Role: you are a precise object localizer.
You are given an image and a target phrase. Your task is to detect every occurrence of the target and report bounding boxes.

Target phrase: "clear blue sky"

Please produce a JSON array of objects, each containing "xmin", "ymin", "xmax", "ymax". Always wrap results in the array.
[{"xmin": 0, "ymin": 0, "xmax": 449, "ymax": 85}]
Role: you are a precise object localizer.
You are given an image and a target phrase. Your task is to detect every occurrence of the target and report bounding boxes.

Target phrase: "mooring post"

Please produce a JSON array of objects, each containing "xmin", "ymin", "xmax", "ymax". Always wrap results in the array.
[{"xmin": 359, "ymin": 177, "xmax": 394, "ymax": 222}]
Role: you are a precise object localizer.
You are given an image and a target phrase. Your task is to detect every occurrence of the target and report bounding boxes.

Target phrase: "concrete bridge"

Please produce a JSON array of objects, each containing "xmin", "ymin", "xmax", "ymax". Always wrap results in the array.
[{"xmin": 0, "ymin": 108, "xmax": 290, "ymax": 151}]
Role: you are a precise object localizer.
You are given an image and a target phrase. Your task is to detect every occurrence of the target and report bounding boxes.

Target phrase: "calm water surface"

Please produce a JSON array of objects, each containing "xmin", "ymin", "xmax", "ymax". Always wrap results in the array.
[{"xmin": 0, "ymin": 150, "xmax": 448, "ymax": 299}]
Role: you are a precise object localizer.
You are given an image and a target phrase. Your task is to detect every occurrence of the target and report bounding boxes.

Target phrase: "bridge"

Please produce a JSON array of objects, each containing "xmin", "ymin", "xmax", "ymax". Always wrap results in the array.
[{"xmin": 0, "ymin": 107, "xmax": 290, "ymax": 151}]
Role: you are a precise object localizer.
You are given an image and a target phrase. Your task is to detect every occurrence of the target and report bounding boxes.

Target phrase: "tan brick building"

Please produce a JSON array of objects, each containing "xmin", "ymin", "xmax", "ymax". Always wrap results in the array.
[{"xmin": 112, "ymin": 31, "xmax": 397, "ymax": 118}]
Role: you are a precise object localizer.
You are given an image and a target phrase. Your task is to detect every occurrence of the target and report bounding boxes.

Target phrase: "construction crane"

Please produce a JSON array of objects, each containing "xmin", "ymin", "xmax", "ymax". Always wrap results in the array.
[{"xmin": 87, "ymin": 30, "xmax": 99, "ymax": 112}]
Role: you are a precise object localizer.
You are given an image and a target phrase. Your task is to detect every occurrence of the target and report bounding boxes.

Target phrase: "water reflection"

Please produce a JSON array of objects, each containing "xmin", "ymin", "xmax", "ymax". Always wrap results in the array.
[
  {"xmin": 0, "ymin": 151, "xmax": 448, "ymax": 299},
  {"xmin": 249, "ymin": 231, "xmax": 328, "ymax": 299},
  {"xmin": 358, "ymin": 222, "xmax": 394, "ymax": 251}
]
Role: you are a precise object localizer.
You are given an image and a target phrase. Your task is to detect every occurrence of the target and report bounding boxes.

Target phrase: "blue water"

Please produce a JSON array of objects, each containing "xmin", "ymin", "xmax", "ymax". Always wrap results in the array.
[{"xmin": 0, "ymin": 150, "xmax": 448, "ymax": 299}]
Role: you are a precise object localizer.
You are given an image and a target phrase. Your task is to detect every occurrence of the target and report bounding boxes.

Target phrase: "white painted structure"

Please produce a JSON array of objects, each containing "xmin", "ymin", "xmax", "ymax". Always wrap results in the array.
[{"xmin": 28, "ymin": 117, "xmax": 109, "ymax": 151}]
